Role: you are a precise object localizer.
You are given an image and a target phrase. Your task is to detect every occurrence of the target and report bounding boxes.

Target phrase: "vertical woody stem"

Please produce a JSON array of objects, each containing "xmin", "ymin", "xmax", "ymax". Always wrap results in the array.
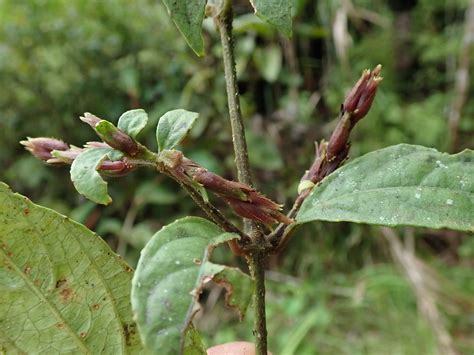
[
  {"xmin": 216, "ymin": 1, "xmax": 268, "ymax": 353},
  {"xmin": 217, "ymin": 0, "xmax": 252, "ymax": 186}
]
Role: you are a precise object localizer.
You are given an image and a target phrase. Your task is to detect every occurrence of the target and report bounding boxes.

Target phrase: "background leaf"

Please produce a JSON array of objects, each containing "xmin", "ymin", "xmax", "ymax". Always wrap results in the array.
[
  {"xmin": 253, "ymin": 44, "xmax": 282, "ymax": 83},
  {"xmin": 131, "ymin": 217, "xmax": 251, "ymax": 354},
  {"xmin": 297, "ymin": 144, "xmax": 474, "ymax": 232},
  {"xmin": 117, "ymin": 109, "xmax": 149, "ymax": 138},
  {"xmin": 157, "ymin": 109, "xmax": 199, "ymax": 151},
  {"xmin": 161, "ymin": 0, "xmax": 206, "ymax": 56},
  {"xmin": 249, "ymin": 0, "xmax": 292, "ymax": 36},
  {"xmin": 70, "ymin": 147, "xmax": 112, "ymax": 205},
  {"xmin": 0, "ymin": 182, "xmax": 142, "ymax": 353}
]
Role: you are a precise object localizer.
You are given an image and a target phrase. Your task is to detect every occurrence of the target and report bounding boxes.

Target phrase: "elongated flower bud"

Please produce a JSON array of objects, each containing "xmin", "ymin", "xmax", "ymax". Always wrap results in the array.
[
  {"xmin": 176, "ymin": 158, "xmax": 292, "ymax": 225},
  {"xmin": 80, "ymin": 113, "xmax": 139, "ymax": 156},
  {"xmin": 343, "ymin": 64, "xmax": 382, "ymax": 123},
  {"xmin": 327, "ymin": 114, "xmax": 351, "ymax": 159},
  {"xmin": 98, "ymin": 160, "xmax": 135, "ymax": 176},
  {"xmin": 20, "ymin": 137, "xmax": 69, "ymax": 164},
  {"xmin": 79, "ymin": 112, "xmax": 101, "ymax": 127},
  {"xmin": 48, "ymin": 146, "xmax": 84, "ymax": 164}
]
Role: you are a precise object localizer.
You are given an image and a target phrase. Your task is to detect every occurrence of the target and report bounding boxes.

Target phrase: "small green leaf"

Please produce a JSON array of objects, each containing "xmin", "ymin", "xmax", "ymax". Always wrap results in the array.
[
  {"xmin": 0, "ymin": 182, "xmax": 142, "ymax": 353},
  {"xmin": 157, "ymin": 109, "xmax": 199, "ymax": 151},
  {"xmin": 161, "ymin": 0, "xmax": 206, "ymax": 56},
  {"xmin": 296, "ymin": 144, "xmax": 474, "ymax": 232},
  {"xmin": 250, "ymin": 0, "xmax": 292, "ymax": 36},
  {"xmin": 131, "ymin": 217, "xmax": 252, "ymax": 354},
  {"xmin": 117, "ymin": 109, "xmax": 148, "ymax": 138},
  {"xmin": 70, "ymin": 147, "xmax": 112, "ymax": 205}
]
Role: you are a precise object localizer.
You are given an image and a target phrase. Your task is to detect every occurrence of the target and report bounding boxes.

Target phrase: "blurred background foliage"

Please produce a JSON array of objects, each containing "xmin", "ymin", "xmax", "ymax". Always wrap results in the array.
[{"xmin": 1, "ymin": 0, "xmax": 473, "ymax": 353}]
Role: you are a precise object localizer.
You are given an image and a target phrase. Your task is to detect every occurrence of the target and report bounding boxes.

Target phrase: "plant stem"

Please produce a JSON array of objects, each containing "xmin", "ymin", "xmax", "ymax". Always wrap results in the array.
[
  {"xmin": 127, "ymin": 153, "xmax": 248, "ymax": 242},
  {"xmin": 248, "ymin": 252, "xmax": 268, "ymax": 355},
  {"xmin": 216, "ymin": 1, "xmax": 268, "ymax": 353},
  {"xmin": 176, "ymin": 177, "xmax": 249, "ymax": 242},
  {"xmin": 217, "ymin": 0, "xmax": 252, "ymax": 186}
]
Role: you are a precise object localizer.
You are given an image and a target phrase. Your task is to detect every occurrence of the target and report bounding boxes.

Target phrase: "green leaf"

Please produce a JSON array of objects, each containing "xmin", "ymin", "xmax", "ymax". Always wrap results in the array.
[
  {"xmin": 250, "ymin": 0, "xmax": 292, "ymax": 36},
  {"xmin": 0, "ymin": 182, "xmax": 142, "ymax": 353},
  {"xmin": 117, "ymin": 109, "xmax": 148, "ymax": 138},
  {"xmin": 131, "ymin": 217, "xmax": 252, "ymax": 354},
  {"xmin": 70, "ymin": 147, "xmax": 112, "ymax": 205},
  {"xmin": 157, "ymin": 109, "xmax": 199, "ymax": 151},
  {"xmin": 161, "ymin": 0, "xmax": 206, "ymax": 56},
  {"xmin": 296, "ymin": 144, "xmax": 474, "ymax": 232}
]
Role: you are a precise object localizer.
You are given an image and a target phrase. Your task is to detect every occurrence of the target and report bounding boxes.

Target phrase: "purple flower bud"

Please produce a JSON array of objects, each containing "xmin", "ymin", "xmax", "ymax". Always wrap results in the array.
[
  {"xmin": 47, "ymin": 146, "xmax": 84, "ymax": 164},
  {"xmin": 343, "ymin": 65, "xmax": 382, "ymax": 122},
  {"xmin": 98, "ymin": 160, "xmax": 135, "ymax": 176},
  {"xmin": 177, "ymin": 158, "xmax": 292, "ymax": 225},
  {"xmin": 343, "ymin": 69, "xmax": 371, "ymax": 113},
  {"xmin": 85, "ymin": 141, "xmax": 111, "ymax": 149},
  {"xmin": 79, "ymin": 112, "xmax": 101, "ymax": 128},
  {"xmin": 20, "ymin": 137, "xmax": 69, "ymax": 163}
]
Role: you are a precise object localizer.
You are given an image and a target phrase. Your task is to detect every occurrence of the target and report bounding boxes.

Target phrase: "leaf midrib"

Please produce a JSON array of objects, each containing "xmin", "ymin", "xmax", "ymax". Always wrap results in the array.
[
  {"xmin": 9, "ymin": 191, "xmax": 127, "ymax": 353},
  {"xmin": 0, "ymin": 249, "xmax": 90, "ymax": 354}
]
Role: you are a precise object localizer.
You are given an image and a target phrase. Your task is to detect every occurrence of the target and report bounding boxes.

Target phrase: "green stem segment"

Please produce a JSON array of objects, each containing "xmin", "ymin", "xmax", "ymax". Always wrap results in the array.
[
  {"xmin": 248, "ymin": 252, "xmax": 268, "ymax": 355},
  {"xmin": 216, "ymin": 1, "xmax": 268, "ymax": 353},
  {"xmin": 217, "ymin": 1, "xmax": 252, "ymax": 186}
]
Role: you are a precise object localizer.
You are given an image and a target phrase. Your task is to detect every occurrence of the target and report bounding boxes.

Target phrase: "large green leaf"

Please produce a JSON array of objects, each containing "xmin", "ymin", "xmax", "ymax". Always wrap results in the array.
[
  {"xmin": 0, "ymin": 182, "xmax": 142, "ymax": 353},
  {"xmin": 250, "ymin": 0, "xmax": 292, "ymax": 36},
  {"xmin": 70, "ymin": 147, "xmax": 112, "ymax": 205},
  {"xmin": 296, "ymin": 144, "xmax": 474, "ymax": 232},
  {"xmin": 117, "ymin": 109, "xmax": 148, "ymax": 138},
  {"xmin": 131, "ymin": 217, "xmax": 252, "ymax": 354},
  {"xmin": 161, "ymin": 0, "xmax": 206, "ymax": 56},
  {"xmin": 156, "ymin": 109, "xmax": 199, "ymax": 152}
]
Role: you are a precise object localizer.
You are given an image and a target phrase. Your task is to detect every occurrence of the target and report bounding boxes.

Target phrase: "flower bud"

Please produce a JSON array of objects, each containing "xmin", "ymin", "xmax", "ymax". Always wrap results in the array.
[
  {"xmin": 48, "ymin": 146, "xmax": 84, "ymax": 164},
  {"xmin": 80, "ymin": 113, "xmax": 139, "ymax": 156},
  {"xmin": 177, "ymin": 158, "xmax": 292, "ymax": 225},
  {"xmin": 79, "ymin": 112, "xmax": 101, "ymax": 128},
  {"xmin": 20, "ymin": 137, "xmax": 69, "ymax": 163},
  {"xmin": 84, "ymin": 141, "xmax": 111, "ymax": 149},
  {"xmin": 327, "ymin": 114, "xmax": 351, "ymax": 159},
  {"xmin": 222, "ymin": 197, "xmax": 293, "ymax": 225},
  {"xmin": 343, "ymin": 64, "xmax": 382, "ymax": 122},
  {"xmin": 94, "ymin": 120, "xmax": 139, "ymax": 156},
  {"xmin": 98, "ymin": 160, "xmax": 135, "ymax": 176}
]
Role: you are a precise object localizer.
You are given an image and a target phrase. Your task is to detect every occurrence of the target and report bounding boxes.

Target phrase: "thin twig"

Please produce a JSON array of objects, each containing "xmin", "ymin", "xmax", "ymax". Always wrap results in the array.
[{"xmin": 130, "ymin": 152, "xmax": 249, "ymax": 243}]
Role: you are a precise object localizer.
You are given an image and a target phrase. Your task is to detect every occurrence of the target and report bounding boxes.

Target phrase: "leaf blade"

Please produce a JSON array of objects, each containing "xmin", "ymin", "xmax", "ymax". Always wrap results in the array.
[
  {"xmin": 250, "ymin": 0, "xmax": 292, "ymax": 36},
  {"xmin": 157, "ymin": 109, "xmax": 199, "ymax": 151},
  {"xmin": 161, "ymin": 0, "xmax": 206, "ymax": 56},
  {"xmin": 70, "ymin": 147, "xmax": 112, "ymax": 205},
  {"xmin": 131, "ymin": 217, "xmax": 251, "ymax": 354},
  {"xmin": 296, "ymin": 144, "xmax": 474, "ymax": 232},
  {"xmin": 0, "ymin": 182, "xmax": 142, "ymax": 353},
  {"xmin": 117, "ymin": 109, "xmax": 148, "ymax": 138}
]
